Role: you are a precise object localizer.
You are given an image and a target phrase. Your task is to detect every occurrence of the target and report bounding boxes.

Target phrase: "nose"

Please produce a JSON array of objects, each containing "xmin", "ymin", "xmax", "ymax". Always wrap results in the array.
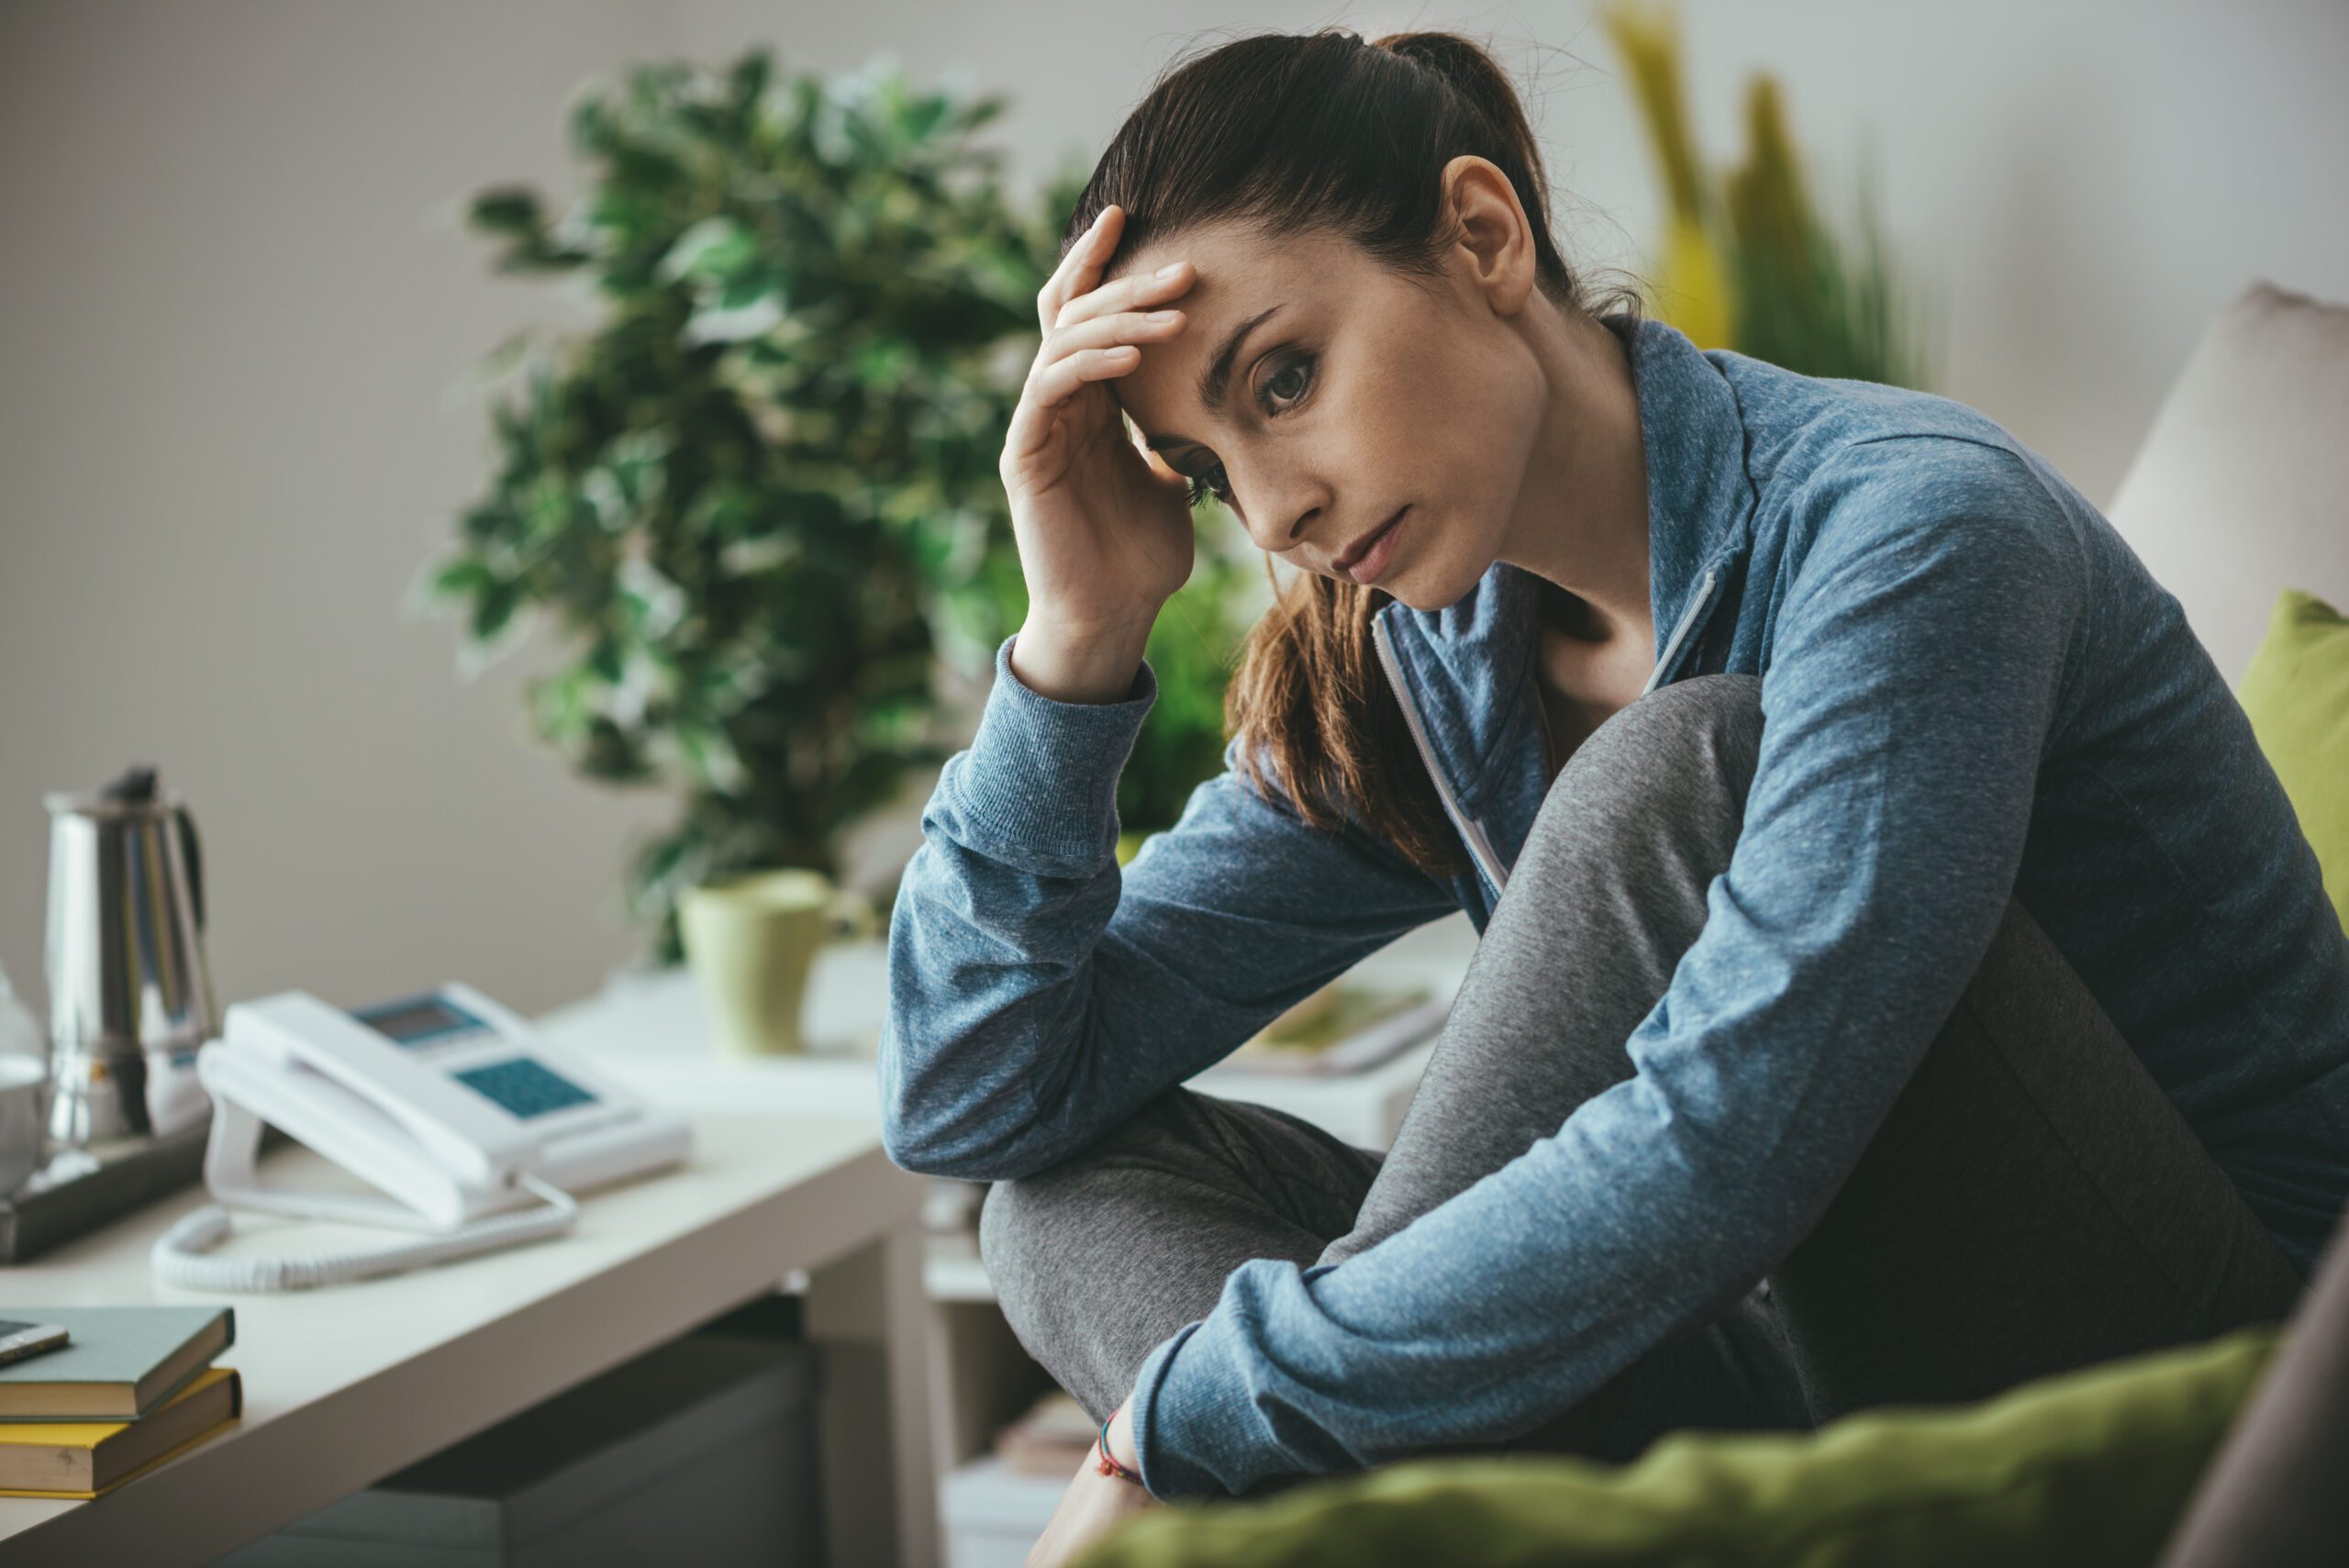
[{"xmin": 1229, "ymin": 459, "xmax": 1330, "ymax": 560}]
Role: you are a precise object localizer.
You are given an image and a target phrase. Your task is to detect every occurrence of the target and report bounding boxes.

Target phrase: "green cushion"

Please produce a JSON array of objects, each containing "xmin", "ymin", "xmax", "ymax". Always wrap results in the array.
[
  {"xmin": 2241, "ymin": 588, "xmax": 2349, "ymax": 935},
  {"xmin": 1075, "ymin": 1327, "xmax": 2282, "ymax": 1568}
]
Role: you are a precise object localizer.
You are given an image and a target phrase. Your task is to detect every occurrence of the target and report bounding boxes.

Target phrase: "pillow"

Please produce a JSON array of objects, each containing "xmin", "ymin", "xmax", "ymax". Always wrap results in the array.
[
  {"xmin": 2105, "ymin": 280, "xmax": 2349, "ymax": 689},
  {"xmin": 2240, "ymin": 588, "xmax": 2349, "ymax": 935},
  {"xmin": 1074, "ymin": 1327, "xmax": 2282, "ymax": 1568}
]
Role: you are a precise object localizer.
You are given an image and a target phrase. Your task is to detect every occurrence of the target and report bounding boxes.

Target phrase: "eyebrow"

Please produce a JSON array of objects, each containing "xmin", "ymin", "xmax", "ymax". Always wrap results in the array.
[{"xmin": 1143, "ymin": 303, "xmax": 1285, "ymax": 450}]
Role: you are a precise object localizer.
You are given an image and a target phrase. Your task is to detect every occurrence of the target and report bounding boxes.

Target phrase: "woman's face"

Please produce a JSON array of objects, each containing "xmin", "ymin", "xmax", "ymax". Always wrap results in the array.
[{"xmin": 1104, "ymin": 218, "xmax": 1551, "ymax": 611}]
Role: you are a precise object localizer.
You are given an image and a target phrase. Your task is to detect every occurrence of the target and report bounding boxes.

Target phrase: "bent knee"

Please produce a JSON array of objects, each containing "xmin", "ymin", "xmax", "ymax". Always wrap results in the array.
[
  {"xmin": 1530, "ymin": 673, "xmax": 1765, "ymax": 847},
  {"xmin": 1573, "ymin": 676, "xmax": 1761, "ymax": 799},
  {"xmin": 975, "ymin": 1173, "xmax": 1043, "ymax": 1296},
  {"xmin": 1574, "ymin": 673, "xmax": 1764, "ymax": 783},
  {"xmin": 975, "ymin": 1100, "xmax": 1182, "ymax": 1294}
]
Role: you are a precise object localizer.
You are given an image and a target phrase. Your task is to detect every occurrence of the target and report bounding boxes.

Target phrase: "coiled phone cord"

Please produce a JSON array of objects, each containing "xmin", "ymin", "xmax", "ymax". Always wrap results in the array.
[{"xmin": 149, "ymin": 1173, "xmax": 580, "ymax": 1292}]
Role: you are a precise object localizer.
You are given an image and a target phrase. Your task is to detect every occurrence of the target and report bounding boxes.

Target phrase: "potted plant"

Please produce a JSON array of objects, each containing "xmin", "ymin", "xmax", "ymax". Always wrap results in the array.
[
  {"xmin": 420, "ymin": 49, "xmax": 1086, "ymax": 968},
  {"xmin": 420, "ymin": 47, "xmax": 1260, "ymax": 1047}
]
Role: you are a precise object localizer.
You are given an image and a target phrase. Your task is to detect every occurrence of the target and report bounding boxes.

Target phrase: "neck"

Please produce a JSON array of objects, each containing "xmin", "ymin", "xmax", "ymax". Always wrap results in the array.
[{"xmin": 1498, "ymin": 307, "xmax": 1652, "ymax": 651}]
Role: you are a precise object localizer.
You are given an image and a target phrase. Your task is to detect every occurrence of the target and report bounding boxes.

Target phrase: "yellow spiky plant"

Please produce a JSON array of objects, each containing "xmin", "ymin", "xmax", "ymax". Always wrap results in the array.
[
  {"xmin": 1600, "ymin": 0, "xmax": 1734, "ymax": 350},
  {"xmin": 1600, "ymin": 1, "xmax": 1935, "ymax": 386}
]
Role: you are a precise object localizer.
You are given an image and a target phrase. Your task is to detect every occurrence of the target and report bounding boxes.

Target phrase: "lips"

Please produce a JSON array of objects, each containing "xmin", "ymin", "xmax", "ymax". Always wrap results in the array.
[{"xmin": 1336, "ymin": 507, "xmax": 1408, "ymax": 573}]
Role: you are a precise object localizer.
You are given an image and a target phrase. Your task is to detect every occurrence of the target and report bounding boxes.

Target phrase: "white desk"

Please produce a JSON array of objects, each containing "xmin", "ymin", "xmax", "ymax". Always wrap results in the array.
[
  {"xmin": 0, "ymin": 1114, "xmax": 940, "ymax": 1568},
  {"xmin": 551, "ymin": 912, "xmax": 1484, "ymax": 1151}
]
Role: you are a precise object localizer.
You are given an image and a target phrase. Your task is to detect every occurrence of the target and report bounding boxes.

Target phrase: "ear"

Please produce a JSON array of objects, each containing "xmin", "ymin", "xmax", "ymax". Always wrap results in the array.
[{"xmin": 1441, "ymin": 154, "xmax": 1538, "ymax": 316}]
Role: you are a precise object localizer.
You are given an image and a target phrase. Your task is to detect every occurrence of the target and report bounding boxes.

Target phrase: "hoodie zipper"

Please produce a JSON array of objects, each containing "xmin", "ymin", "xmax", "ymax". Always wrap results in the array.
[
  {"xmin": 1372, "ymin": 615, "xmax": 1511, "ymax": 896},
  {"xmin": 1642, "ymin": 567, "xmax": 1721, "ymax": 697}
]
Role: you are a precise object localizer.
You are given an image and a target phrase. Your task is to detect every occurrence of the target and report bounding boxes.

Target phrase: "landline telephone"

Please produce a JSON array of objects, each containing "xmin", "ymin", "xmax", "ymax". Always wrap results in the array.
[{"xmin": 150, "ymin": 983, "xmax": 693, "ymax": 1292}]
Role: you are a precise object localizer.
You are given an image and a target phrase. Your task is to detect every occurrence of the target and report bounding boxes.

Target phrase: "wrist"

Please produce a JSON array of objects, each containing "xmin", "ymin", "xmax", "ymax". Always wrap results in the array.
[
  {"xmin": 1093, "ymin": 1398, "xmax": 1143, "ymax": 1488},
  {"xmin": 1012, "ymin": 614, "xmax": 1155, "ymax": 706},
  {"xmin": 1107, "ymin": 1398, "xmax": 1141, "ymax": 1473}
]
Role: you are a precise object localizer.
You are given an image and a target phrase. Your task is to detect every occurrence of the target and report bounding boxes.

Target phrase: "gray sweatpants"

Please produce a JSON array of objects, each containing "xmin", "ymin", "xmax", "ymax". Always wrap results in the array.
[{"xmin": 979, "ymin": 673, "xmax": 2305, "ymax": 1475}]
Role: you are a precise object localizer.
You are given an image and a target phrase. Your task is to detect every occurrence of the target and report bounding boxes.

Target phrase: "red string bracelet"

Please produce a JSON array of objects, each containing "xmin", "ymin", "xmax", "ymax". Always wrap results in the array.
[{"xmin": 1096, "ymin": 1413, "xmax": 1145, "ymax": 1486}]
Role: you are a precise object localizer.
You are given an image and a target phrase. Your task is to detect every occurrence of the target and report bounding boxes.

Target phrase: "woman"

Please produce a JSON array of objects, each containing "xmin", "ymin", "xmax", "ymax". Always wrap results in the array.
[{"xmin": 878, "ymin": 28, "xmax": 2349, "ymax": 1563}]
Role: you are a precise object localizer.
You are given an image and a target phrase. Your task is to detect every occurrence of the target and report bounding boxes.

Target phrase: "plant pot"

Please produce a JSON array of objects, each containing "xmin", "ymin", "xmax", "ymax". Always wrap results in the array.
[{"xmin": 678, "ymin": 870, "xmax": 879, "ymax": 1058}]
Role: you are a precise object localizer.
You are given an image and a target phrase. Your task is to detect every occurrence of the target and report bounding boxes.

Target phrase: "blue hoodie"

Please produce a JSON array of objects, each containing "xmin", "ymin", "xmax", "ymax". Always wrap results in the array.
[{"xmin": 880, "ymin": 316, "xmax": 2349, "ymax": 1497}]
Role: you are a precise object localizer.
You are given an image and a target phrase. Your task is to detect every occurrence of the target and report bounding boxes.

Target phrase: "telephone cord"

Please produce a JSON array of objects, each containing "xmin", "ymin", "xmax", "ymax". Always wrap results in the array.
[{"xmin": 149, "ymin": 1173, "xmax": 580, "ymax": 1292}]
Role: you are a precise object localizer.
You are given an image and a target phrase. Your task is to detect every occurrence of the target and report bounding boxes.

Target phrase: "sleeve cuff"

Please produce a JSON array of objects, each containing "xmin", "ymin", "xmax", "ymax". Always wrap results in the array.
[
  {"xmin": 943, "ymin": 631, "xmax": 1157, "ymax": 871},
  {"xmin": 1130, "ymin": 1319, "xmax": 1226, "ymax": 1499},
  {"xmin": 1130, "ymin": 1260, "xmax": 1319, "ymax": 1498}
]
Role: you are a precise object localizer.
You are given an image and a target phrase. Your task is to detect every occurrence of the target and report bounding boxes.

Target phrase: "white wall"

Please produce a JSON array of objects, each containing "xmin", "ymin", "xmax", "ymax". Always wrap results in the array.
[
  {"xmin": 0, "ymin": 0, "xmax": 687, "ymax": 1018},
  {"xmin": 4, "ymin": 0, "xmax": 2343, "ymax": 1022}
]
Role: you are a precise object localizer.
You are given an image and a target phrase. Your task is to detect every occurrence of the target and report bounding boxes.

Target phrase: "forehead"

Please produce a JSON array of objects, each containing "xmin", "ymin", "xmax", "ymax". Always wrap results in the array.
[{"xmin": 1104, "ymin": 222, "xmax": 1372, "ymax": 439}]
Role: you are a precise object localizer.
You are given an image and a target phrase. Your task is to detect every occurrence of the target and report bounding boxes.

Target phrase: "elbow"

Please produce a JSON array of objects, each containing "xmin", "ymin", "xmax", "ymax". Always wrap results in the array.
[
  {"xmin": 875, "ymin": 1057, "xmax": 972, "ymax": 1177},
  {"xmin": 877, "ymin": 1126, "xmax": 954, "ymax": 1178},
  {"xmin": 878, "ymin": 1103, "xmax": 982, "ymax": 1179},
  {"xmin": 878, "ymin": 1106, "xmax": 1052, "ymax": 1184},
  {"xmin": 876, "ymin": 1032, "xmax": 1057, "ymax": 1183}
]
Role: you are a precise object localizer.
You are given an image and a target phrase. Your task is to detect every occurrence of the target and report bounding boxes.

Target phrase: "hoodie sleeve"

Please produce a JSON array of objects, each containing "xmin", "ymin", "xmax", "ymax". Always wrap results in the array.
[
  {"xmin": 1128, "ymin": 437, "xmax": 2090, "ymax": 1497},
  {"xmin": 879, "ymin": 630, "xmax": 1460, "ymax": 1182}
]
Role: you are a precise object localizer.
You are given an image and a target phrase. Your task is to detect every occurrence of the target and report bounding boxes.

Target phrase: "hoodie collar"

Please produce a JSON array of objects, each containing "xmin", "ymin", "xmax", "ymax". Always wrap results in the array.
[
  {"xmin": 1373, "ymin": 315, "xmax": 1759, "ymax": 804},
  {"xmin": 1620, "ymin": 314, "xmax": 1759, "ymax": 675}
]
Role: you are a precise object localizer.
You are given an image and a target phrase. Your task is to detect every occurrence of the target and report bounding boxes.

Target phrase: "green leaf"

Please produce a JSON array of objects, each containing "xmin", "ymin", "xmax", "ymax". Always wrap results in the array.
[
  {"xmin": 469, "ymin": 187, "xmax": 546, "ymax": 239},
  {"xmin": 656, "ymin": 216, "xmax": 757, "ymax": 284},
  {"xmin": 471, "ymin": 580, "xmax": 520, "ymax": 641},
  {"xmin": 429, "ymin": 557, "xmax": 496, "ymax": 601}
]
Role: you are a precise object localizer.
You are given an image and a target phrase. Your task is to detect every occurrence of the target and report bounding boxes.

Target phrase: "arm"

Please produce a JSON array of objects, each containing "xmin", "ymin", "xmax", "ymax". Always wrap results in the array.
[
  {"xmin": 879, "ymin": 630, "xmax": 1460, "ymax": 1182},
  {"xmin": 1127, "ymin": 439, "xmax": 2090, "ymax": 1497}
]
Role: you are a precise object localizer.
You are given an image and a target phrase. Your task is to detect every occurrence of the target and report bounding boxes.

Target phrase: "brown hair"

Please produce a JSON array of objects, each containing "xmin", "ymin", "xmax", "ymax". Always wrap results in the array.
[{"xmin": 1066, "ymin": 28, "xmax": 1645, "ymax": 882}]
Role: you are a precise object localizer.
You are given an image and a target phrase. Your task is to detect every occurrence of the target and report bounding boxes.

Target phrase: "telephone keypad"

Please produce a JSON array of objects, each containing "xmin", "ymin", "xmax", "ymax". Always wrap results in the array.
[{"xmin": 452, "ymin": 1056, "xmax": 599, "ymax": 1120}]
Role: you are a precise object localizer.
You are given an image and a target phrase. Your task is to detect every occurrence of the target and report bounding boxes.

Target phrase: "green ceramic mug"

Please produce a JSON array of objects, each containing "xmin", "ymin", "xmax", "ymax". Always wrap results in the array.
[{"xmin": 678, "ymin": 870, "xmax": 880, "ymax": 1058}]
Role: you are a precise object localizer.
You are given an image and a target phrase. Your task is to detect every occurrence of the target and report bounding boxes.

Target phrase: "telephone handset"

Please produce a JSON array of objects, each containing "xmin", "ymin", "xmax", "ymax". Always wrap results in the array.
[{"xmin": 150, "ymin": 983, "xmax": 693, "ymax": 1291}]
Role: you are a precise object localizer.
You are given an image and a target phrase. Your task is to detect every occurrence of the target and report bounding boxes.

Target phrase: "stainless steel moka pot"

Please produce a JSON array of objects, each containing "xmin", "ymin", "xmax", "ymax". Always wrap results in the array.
[{"xmin": 44, "ymin": 765, "xmax": 217, "ymax": 1148}]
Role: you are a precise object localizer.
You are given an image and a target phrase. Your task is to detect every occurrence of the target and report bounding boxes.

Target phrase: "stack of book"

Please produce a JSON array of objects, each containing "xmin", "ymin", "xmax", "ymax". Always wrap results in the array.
[{"xmin": 0, "ymin": 1306, "xmax": 241, "ymax": 1499}]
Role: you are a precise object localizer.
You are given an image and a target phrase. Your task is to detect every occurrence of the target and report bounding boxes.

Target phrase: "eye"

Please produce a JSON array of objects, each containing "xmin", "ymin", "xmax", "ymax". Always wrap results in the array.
[
  {"xmin": 1259, "ymin": 352, "xmax": 1314, "ymax": 412},
  {"xmin": 1186, "ymin": 464, "xmax": 1230, "ymax": 510},
  {"xmin": 1181, "ymin": 352, "xmax": 1315, "ymax": 512}
]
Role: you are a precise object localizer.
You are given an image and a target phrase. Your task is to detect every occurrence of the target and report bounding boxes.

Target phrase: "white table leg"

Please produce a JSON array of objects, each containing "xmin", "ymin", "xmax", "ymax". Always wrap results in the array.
[{"xmin": 805, "ymin": 1220, "xmax": 941, "ymax": 1568}]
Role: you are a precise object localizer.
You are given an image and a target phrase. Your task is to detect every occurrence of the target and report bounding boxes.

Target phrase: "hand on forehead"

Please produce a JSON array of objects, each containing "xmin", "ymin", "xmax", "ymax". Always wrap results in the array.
[{"xmin": 1099, "ymin": 223, "xmax": 1353, "ymax": 446}]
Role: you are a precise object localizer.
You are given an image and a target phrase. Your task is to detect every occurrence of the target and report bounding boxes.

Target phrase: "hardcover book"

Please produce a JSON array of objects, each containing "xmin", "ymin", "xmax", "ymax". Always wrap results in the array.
[{"xmin": 0, "ymin": 1305, "xmax": 233, "ymax": 1419}]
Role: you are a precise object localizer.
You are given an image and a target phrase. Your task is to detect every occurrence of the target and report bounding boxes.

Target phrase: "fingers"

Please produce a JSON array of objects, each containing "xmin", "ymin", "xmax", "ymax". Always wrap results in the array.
[
  {"xmin": 1011, "ymin": 204, "xmax": 1196, "ymax": 486},
  {"xmin": 1044, "ymin": 306, "xmax": 1186, "ymax": 365},
  {"xmin": 1037, "ymin": 205, "xmax": 1123, "ymax": 334},
  {"xmin": 1030, "ymin": 345, "xmax": 1140, "ymax": 413},
  {"xmin": 1036, "ymin": 204, "xmax": 1195, "ymax": 335},
  {"xmin": 1002, "ymin": 345, "xmax": 1140, "ymax": 473},
  {"xmin": 1052, "ymin": 259, "xmax": 1192, "ymax": 334},
  {"xmin": 1003, "ymin": 303, "xmax": 1186, "ymax": 477}
]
